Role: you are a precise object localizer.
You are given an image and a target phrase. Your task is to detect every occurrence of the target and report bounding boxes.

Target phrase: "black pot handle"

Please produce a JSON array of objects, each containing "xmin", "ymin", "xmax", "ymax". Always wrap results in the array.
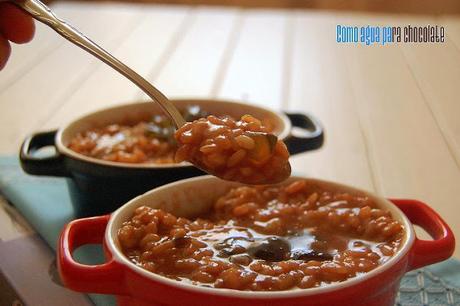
[
  {"xmin": 284, "ymin": 113, "xmax": 324, "ymax": 155},
  {"xmin": 19, "ymin": 130, "xmax": 70, "ymax": 177}
]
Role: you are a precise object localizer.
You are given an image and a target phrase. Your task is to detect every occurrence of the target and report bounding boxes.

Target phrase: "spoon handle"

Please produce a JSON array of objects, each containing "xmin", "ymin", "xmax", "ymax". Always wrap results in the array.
[{"xmin": 13, "ymin": 0, "xmax": 186, "ymax": 128}]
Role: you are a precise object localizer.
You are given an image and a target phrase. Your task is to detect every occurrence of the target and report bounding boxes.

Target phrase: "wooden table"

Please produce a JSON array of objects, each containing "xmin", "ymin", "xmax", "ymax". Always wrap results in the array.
[{"xmin": 1, "ymin": 1, "xmax": 460, "ymax": 263}]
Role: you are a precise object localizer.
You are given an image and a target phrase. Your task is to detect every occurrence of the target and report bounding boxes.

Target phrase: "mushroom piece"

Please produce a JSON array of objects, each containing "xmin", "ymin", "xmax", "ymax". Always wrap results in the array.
[{"xmin": 247, "ymin": 237, "xmax": 291, "ymax": 262}]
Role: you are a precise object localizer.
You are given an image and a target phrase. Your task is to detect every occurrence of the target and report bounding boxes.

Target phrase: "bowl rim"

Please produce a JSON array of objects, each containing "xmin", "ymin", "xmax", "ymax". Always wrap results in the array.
[
  {"xmin": 54, "ymin": 99, "xmax": 292, "ymax": 169},
  {"xmin": 105, "ymin": 175, "xmax": 415, "ymax": 298}
]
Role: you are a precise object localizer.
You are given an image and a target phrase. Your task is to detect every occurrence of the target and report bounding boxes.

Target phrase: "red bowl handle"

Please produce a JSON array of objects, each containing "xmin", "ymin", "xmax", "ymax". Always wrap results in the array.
[
  {"xmin": 390, "ymin": 199, "xmax": 455, "ymax": 271},
  {"xmin": 58, "ymin": 215, "xmax": 128, "ymax": 295}
]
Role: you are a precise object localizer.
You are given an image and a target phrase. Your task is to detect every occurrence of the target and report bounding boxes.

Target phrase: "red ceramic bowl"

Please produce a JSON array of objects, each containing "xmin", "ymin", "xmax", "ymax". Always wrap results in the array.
[{"xmin": 58, "ymin": 176, "xmax": 455, "ymax": 306}]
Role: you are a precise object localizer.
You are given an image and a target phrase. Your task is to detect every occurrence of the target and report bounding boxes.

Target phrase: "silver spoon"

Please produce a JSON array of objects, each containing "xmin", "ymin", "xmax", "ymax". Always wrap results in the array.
[
  {"xmin": 12, "ymin": 0, "xmax": 276, "ymax": 137},
  {"xmin": 12, "ymin": 0, "xmax": 186, "ymax": 128}
]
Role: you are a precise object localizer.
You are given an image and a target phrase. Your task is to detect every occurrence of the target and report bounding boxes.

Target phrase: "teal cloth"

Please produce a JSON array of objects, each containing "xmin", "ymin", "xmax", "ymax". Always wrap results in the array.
[
  {"xmin": 0, "ymin": 155, "xmax": 459, "ymax": 306},
  {"xmin": 0, "ymin": 156, "xmax": 114, "ymax": 306}
]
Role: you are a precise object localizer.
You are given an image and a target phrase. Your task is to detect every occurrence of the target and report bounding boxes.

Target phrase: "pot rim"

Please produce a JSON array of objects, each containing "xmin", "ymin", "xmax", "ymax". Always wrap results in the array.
[
  {"xmin": 105, "ymin": 175, "xmax": 415, "ymax": 299},
  {"xmin": 54, "ymin": 99, "xmax": 292, "ymax": 169}
]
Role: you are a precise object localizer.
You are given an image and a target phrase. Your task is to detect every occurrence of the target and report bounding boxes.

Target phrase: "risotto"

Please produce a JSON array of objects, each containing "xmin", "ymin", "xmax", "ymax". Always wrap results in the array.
[
  {"xmin": 67, "ymin": 105, "xmax": 208, "ymax": 164},
  {"xmin": 118, "ymin": 180, "xmax": 404, "ymax": 291},
  {"xmin": 67, "ymin": 107, "xmax": 283, "ymax": 173},
  {"xmin": 174, "ymin": 115, "xmax": 291, "ymax": 184}
]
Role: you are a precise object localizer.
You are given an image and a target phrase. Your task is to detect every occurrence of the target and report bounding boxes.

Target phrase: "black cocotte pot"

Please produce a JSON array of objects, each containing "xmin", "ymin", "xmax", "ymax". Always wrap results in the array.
[{"xmin": 20, "ymin": 99, "xmax": 323, "ymax": 217}]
